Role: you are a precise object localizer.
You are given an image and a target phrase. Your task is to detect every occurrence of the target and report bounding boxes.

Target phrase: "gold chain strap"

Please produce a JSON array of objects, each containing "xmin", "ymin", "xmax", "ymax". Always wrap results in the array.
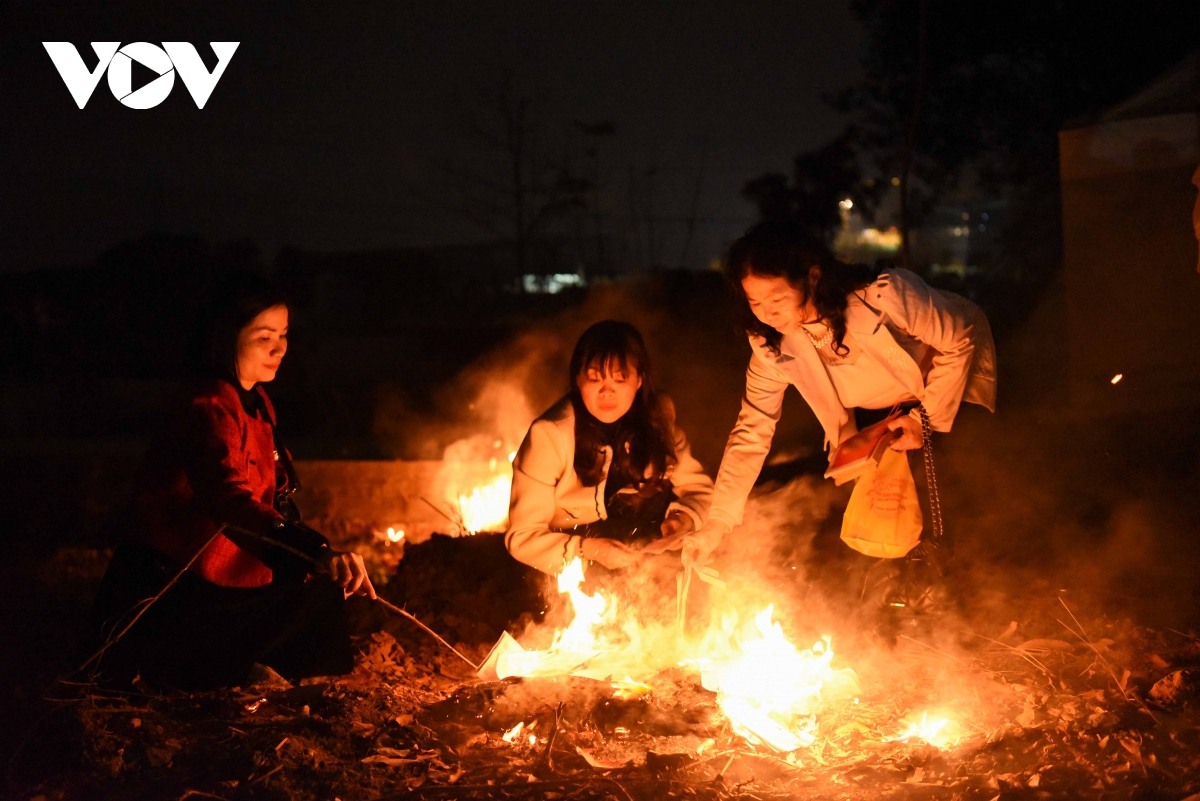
[{"xmin": 917, "ymin": 405, "xmax": 943, "ymax": 542}]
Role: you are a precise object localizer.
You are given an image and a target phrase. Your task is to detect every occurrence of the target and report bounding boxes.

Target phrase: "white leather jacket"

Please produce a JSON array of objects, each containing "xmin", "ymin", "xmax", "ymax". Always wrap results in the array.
[{"xmin": 708, "ymin": 268, "xmax": 997, "ymax": 529}]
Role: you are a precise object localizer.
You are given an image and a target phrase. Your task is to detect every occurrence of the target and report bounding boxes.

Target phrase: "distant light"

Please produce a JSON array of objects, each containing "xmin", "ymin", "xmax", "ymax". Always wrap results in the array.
[
  {"xmin": 981, "ymin": 212, "xmax": 989, "ymax": 221},
  {"xmin": 1111, "ymin": 374, "xmax": 1123, "ymax": 385},
  {"xmin": 521, "ymin": 272, "xmax": 586, "ymax": 294},
  {"xmin": 839, "ymin": 198, "xmax": 854, "ymax": 211},
  {"xmin": 857, "ymin": 226, "xmax": 901, "ymax": 251},
  {"xmin": 961, "ymin": 212, "xmax": 970, "ymax": 221},
  {"xmin": 978, "ymin": 223, "xmax": 986, "ymax": 232},
  {"xmin": 891, "ymin": 176, "xmax": 901, "ymax": 186}
]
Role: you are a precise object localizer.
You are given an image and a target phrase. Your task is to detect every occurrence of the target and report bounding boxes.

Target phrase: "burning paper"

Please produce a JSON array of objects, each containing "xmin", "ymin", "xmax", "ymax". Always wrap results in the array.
[
  {"xmin": 485, "ymin": 558, "xmax": 610, "ymax": 680},
  {"xmin": 482, "ymin": 561, "xmax": 862, "ymax": 754},
  {"xmin": 698, "ymin": 607, "xmax": 860, "ymax": 753}
]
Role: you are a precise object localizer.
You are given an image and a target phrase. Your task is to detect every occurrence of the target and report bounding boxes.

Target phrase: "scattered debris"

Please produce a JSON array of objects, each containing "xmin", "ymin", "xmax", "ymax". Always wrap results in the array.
[{"xmin": 12, "ymin": 535, "xmax": 1200, "ymax": 800}]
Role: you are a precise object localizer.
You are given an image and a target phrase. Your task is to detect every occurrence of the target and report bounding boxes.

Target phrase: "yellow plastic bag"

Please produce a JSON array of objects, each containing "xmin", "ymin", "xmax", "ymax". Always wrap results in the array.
[{"xmin": 840, "ymin": 448, "xmax": 922, "ymax": 559}]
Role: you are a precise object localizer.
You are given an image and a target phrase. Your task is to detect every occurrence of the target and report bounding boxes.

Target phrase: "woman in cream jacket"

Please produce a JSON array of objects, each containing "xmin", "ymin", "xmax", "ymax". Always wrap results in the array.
[
  {"xmin": 505, "ymin": 321, "xmax": 714, "ymax": 575},
  {"xmin": 649, "ymin": 220, "xmax": 996, "ymax": 573}
]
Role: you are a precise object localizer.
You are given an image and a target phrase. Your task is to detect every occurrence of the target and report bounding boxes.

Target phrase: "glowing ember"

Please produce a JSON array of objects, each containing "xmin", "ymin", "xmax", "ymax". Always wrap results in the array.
[
  {"xmin": 611, "ymin": 677, "xmax": 653, "ymax": 700},
  {"xmin": 1111, "ymin": 373, "xmax": 1124, "ymax": 384},
  {"xmin": 886, "ymin": 712, "xmax": 958, "ymax": 748},
  {"xmin": 385, "ymin": 526, "xmax": 405, "ymax": 543},
  {"xmin": 501, "ymin": 721, "xmax": 524, "ymax": 743}
]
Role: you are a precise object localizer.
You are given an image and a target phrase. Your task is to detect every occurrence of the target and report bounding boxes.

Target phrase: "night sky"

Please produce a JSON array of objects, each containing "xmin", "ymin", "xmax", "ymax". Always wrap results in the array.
[{"xmin": 1, "ymin": 2, "xmax": 862, "ymax": 271}]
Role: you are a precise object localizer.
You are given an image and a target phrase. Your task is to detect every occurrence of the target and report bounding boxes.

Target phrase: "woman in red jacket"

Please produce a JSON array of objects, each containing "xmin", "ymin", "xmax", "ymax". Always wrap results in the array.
[{"xmin": 86, "ymin": 275, "xmax": 374, "ymax": 689}]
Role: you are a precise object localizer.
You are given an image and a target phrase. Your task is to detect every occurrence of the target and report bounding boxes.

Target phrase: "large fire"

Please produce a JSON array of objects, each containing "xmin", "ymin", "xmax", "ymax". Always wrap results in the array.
[
  {"xmin": 697, "ymin": 609, "xmax": 858, "ymax": 752},
  {"xmin": 480, "ymin": 557, "xmax": 896, "ymax": 755},
  {"xmin": 437, "ymin": 387, "xmax": 971, "ymax": 759}
]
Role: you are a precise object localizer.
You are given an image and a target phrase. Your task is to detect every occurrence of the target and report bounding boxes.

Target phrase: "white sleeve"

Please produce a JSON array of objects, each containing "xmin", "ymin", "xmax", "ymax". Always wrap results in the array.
[
  {"xmin": 870, "ymin": 269, "xmax": 976, "ymax": 431},
  {"xmin": 707, "ymin": 347, "xmax": 790, "ymax": 528},
  {"xmin": 504, "ymin": 420, "xmax": 582, "ymax": 574}
]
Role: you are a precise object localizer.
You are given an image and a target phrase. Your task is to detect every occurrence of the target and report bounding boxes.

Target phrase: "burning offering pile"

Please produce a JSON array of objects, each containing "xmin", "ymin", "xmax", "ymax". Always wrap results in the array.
[{"xmin": 37, "ymin": 520, "xmax": 1200, "ymax": 801}]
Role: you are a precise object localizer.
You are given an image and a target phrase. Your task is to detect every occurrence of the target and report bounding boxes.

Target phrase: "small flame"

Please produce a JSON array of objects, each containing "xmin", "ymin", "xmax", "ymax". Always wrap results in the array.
[
  {"xmin": 1111, "ymin": 373, "xmax": 1123, "ymax": 385},
  {"xmin": 611, "ymin": 677, "xmax": 652, "ymax": 700},
  {"xmin": 386, "ymin": 526, "xmax": 405, "ymax": 543},
  {"xmin": 552, "ymin": 558, "xmax": 609, "ymax": 652},
  {"xmin": 886, "ymin": 712, "xmax": 957, "ymax": 748},
  {"xmin": 457, "ymin": 473, "xmax": 512, "ymax": 533},
  {"xmin": 501, "ymin": 721, "xmax": 524, "ymax": 743}
]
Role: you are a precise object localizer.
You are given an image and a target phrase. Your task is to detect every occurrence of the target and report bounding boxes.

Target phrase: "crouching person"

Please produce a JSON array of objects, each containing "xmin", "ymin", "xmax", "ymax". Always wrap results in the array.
[
  {"xmin": 84, "ymin": 275, "xmax": 375, "ymax": 690},
  {"xmin": 505, "ymin": 321, "xmax": 713, "ymax": 581}
]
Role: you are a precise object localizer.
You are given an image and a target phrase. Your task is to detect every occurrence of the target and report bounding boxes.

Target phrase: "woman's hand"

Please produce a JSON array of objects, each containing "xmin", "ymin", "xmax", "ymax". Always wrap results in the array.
[
  {"xmin": 326, "ymin": 550, "xmax": 377, "ymax": 599},
  {"xmin": 641, "ymin": 512, "xmax": 697, "ymax": 555},
  {"xmin": 887, "ymin": 412, "xmax": 924, "ymax": 451},
  {"xmin": 659, "ymin": 511, "xmax": 695, "ymax": 540},
  {"xmin": 680, "ymin": 519, "xmax": 732, "ymax": 568},
  {"xmin": 580, "ymin": 538, "xmax": 640, "ymax": 571}
]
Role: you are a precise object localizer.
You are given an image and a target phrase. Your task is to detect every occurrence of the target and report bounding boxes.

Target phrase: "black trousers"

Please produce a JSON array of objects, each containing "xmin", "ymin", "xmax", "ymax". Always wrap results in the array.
[{"xmin": 84, "ymin": 542, "xmax": 354, "ymax": 690}]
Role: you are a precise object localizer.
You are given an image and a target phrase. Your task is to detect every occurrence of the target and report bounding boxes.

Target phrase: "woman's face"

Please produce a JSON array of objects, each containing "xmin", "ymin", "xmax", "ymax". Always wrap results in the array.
[
  {"xmin": 235, "ymin": 304, "xmax": 288, "ymax": 389},
  {"xmin": 741, "ymin": 270, "xmax": 819, "ymax": 335},
  {"xmin": 577, "ymin": 357, "xmax": 643, "ymax": 424}
]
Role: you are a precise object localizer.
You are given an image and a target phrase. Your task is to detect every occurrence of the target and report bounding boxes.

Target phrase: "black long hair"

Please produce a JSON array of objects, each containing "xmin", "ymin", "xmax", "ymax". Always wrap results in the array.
[
  {"xmin": 195, "ymin": 271, "xmax": 289, "ymax": 382},
  {"xmin": 725, "ymin": 220, "xmax": 876, "ymax": 355},
  {"xmin": 568, "ymin": 320, "xmax": 676, "ymax": 488}
]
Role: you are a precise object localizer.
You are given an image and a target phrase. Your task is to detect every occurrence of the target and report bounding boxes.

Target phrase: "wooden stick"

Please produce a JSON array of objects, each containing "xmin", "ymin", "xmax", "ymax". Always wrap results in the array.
[
  {"xmin": 373, "ymin": 597, "xmax": 479, "ymax": 671},
  {"xmin": 420, "ymin": 495, "xmax": 464, "ymax": 532},
  {"xmin": 226, "ymin": 524, "xmax": 481, "ymax": 671},
  {"xmin": 77, "ymin": 527, "xmax": 225, "ymax": 675}
]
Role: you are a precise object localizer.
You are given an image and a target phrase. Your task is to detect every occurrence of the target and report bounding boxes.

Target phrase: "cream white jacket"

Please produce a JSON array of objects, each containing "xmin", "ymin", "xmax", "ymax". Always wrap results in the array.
[
  {"xmin": 505, "ymin": 395, "xmax": 714, "ymax": 574},
  {"xmin": 709, "ymin": 268, "xmax": 996, "ymax": 529}
]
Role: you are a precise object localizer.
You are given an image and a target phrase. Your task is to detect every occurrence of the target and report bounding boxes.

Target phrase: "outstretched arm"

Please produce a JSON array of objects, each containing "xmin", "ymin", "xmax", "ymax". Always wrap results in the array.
[
  {"xmin": 707, "ymin": 349, "xmax": 790, "ymax": 530},
  {"xmin": 648, "ymin": 348, "xmax": 789, "ymax": 560}
]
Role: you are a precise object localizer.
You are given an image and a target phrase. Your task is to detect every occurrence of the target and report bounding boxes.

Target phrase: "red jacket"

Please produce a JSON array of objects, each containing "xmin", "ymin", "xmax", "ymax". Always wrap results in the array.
[{"xmin": 132, "ymin": 379, "xmax": 286, "ymax": 587}]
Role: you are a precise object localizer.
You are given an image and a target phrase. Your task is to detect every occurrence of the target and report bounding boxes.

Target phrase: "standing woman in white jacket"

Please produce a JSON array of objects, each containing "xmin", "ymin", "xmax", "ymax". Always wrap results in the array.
[
  {"xmin": 505, "ymin": 320, "xmax": 714, "ymax": 576},
  {"xmin": 649, "ymin": 221, "xmax": 996, "ymax": 600}
]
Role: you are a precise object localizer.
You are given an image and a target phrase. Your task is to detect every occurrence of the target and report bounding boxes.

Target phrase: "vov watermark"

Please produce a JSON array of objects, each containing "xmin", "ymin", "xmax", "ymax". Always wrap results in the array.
[{"xmin": 42, "ymin": 42, "xmax": 239, "ymax": 109}]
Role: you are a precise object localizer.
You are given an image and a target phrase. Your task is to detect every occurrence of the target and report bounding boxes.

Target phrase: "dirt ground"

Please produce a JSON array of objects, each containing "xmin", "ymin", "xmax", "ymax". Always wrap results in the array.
[
  {"xmin": 4, "ymin": 405, "xmax": 1200, "ymax": 800},
  {"xmin": 7, "ymin": 531, "xmax": 1200, "ymax": 801}
]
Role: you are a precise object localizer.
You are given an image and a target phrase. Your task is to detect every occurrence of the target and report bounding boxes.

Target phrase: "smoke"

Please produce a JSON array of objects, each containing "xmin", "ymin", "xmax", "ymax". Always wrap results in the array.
[
  {"xmin": 373, "ymin": 274, "xmax": 823, "ymax": 472},
  {"xmin": 380, "ymin": 272, "xmax": 1200, "ymax": 653}
]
